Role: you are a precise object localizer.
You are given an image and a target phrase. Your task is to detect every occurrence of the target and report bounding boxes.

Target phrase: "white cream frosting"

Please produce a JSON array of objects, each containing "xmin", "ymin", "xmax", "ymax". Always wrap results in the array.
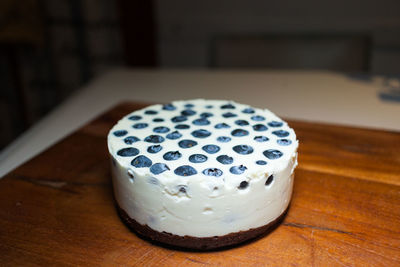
[{"xmin": 108, "ymin": 99, "xmax": 298, "ymax": 237}]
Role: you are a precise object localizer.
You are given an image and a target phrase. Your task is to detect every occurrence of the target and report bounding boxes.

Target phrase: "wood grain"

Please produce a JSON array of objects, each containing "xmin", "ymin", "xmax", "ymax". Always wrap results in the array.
[{"xmin": 1, "ymin": 102, "xmax": 399, "ymax": 266}]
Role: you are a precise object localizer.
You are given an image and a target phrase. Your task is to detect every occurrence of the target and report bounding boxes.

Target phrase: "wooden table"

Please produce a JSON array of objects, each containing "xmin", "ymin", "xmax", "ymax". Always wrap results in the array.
[{"xmin": 1, "ymin": 102, "xmax": 399, "ymax": 266}]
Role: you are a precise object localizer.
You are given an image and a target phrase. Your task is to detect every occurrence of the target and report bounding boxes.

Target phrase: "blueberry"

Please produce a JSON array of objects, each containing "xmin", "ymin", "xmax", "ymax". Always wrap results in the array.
[
  {"xmin": 251, "ymin": 115, "xmax": 265, "ymax": 121},
  {"xmin": 153, "ymin": 118, "xmax": 164, "ymax": 122},
  {"xmin": 184, "ymin": 103, "xmax": 194, "ymax": 108},
  {"xmin": 202, "ymin": 144, "xmax": 220, "ymax": 154},
  {"xmin": 263, "ymin": 149, "xmax": 283, "ymax": 159},
  {"xmin": 131, "ymin": 155, "xmax": 152, "ymax": 168},
  {"xmin": 222, "ymin": 112, "xmax": 237, "ymax": 118},
  {"xmin": 200, "ymin": 112, "xmax": 213, "ymax": 118},
  {"xmin": 166, "ymin": 131, "xmax": 182, "ymax": 140},
  {"xmin": 253, "ymin": 124, "xmax": 268, "ymax": 131},
  {"xmin": 221, "ymin": 103, "xmax": 235, "ymax": 109},
  {"xmin": 192, "ymin": 118, "xmax": 210, "ymax": 126},
  {"xmin": 242, "ymin": 108, "xmax": 255, "ymax": 114},
  {"xmin": 272, "ymin": 130, "xmax": 290, "ymax": 137},
  {"xmin": 265, "ymin": 175, "xmax": 274, "ymax": 186},
  {"xmin": 132, "ymin": 123, "xmax": 148, "ymax": 129},
  {"xmin": 238, "ymin": 181, "xmax": 249, "ymax": 189},
  {"xmin": 147, "ymin": 145, "xmax": 162, "ymax": 153},
  {"xmin": 256, "ymin": 160, "xmax": 267, "ymax": 165},
  {"xmin": 217, "ymin": 136, "xmax": 231, "ymax": 143},
  {"xmin": 163, "ymin": 103, "xmax": 176, "ymax": 111},
  {"xmin": 233, "ymin": 145, "xmax": 254, "ymax": 155},
  {"xmin": 175, "ymin": 124, "xmax": 190, "ymax": 129},
  {"xmin": 163, "ymin": 151, "xmax": 182, "ymax": 161},
  {"xmin": 191, "ymin": 129, "xmax": 211, "ymax": 138},
  {"xmin": 117, "ymin": 147, "xmax": 139, "ymax": 157},
  {"xmin": 171, "ymin": 116, "xmax": 187, "ymax": 123},
  {"xmin": 217, "ymin": 155, "xmax": 233, "ymax": 165},
  {"xmin": 128, "ymin": 115, "xmax": 142, "ymax": 121},
  {"xmin": 124, "ymin": 136, "xmax": 140, "ymax": 144},
  {"xmin": 235, "ymin": 120, "xmax": 249, "ymax": 126},
  {"xmin": 230, "ymin": 165, "xmax": 247, "ymax": 175},
  {"xmin": 153, "ymin": 126, "xmax": 170, "ymax": 133},
  {"xmin": 215, "ymin": 123, "xmax": 230, "ymax": 129},
  {"xmin": 150, "ymin": 163, "xmax": 170, "ymax": 175},
  {"xmin": 202, "ymin": 168, "xmax": 223, "ymax": 177},
  {"xmin": 113, "ymin": 130, "xmax": 127, "ymax": 137},
  {"xmin": 181, "ymin": 109, "xmax": 196, "ymax": 116},
  {"xmin": 144, "ymin": 135, "xmax": 164, "ymax": 143},
  {"xmin": 205, "ymin": 105, "xmax": 213, "ymax": 109},
  {"xmin": 145, "ymin": 110, "xmax": 157, "ymax": 115},
  {"xmin": 177, "ymin": 185, "xmax": 188, "ymax": 193},
  {"xmin": 178, "ymin": 139, "xmax": 198, "ymax": 148},
  {"xmin": 231, "ymin": 129, "xmax": 249, "ymax": 137},
  {"xmin": 254, "ymin": 136, "xmax": 269, "ymax": 142},
  {"xmin": 189, "ymin": 154, "xmax": 208, "ymax": 163},
  {"xmin": 277, "ymin": 139, "xmax": 292, "ymax": 146},
  {"xmin": 174, "ymin": 165, "xmax": 197, "ymax": 176},
  {"xmin": 268, "ymin": 121, "xmax": 283, "ymax": 127}
]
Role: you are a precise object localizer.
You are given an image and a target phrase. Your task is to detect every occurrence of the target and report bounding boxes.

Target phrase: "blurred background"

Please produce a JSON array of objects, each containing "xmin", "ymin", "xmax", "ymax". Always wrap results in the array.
[{"xmin": 1, "ymin": 0, "xmax": 400, "ymax": 150}]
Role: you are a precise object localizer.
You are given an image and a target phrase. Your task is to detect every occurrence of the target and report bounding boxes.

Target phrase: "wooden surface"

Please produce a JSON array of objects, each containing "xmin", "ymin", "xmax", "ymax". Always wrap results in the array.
[{"xmin": 1, "ymin": 102, "xmax": 400, "ymax": 266}]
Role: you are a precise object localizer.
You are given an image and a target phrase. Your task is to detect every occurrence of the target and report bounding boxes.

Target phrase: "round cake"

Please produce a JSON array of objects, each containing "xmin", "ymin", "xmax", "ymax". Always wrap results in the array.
[{"xmin": 108, "ymin": 99, "xmax": 298, "ymax": 250}]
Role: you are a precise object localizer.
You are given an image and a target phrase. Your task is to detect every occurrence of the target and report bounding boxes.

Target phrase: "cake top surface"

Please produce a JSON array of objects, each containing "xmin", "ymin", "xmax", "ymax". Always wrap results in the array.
[{"xmin": 108, "ymin": 99, "xmax": 298, "ymax": 187}]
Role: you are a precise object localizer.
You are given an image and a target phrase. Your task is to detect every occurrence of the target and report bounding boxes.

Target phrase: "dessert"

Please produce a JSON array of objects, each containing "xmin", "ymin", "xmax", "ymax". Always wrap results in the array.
[{"xmin": 108, "ymin": 99, "xmax": 298, "ymax": 250}]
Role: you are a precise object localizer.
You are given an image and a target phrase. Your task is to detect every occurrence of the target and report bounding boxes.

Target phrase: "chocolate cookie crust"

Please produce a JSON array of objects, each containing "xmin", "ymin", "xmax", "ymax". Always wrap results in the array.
[{"xmin": 117, "ymin": 204, "xmax": 287, "ymax": 250}]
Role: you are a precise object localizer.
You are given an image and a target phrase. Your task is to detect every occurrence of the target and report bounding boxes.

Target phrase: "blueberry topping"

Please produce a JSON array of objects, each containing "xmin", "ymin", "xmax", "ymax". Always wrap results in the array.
[
  {"xmin": 242, "ymin": 108, "xmax": 255, "ymax": 114},
  {"xmin": 171, "ymin": 116, "xmax": 187, "ymax": 123},
  {"xmin": 147, "ymin": 145, "xmax": 162, "ymax": 153},
  {"xmin": 205, "ymin": 105, "xmax": 213, "ymax": 109},
  {"xmin": 175, "ymin": 124, "xmax": 190, "ymax": 129},
  {"xmin": 178, "ymin": 139, "xmax": 198, "ymax": 148},
  {"xmin": 277, "ymin": 139, "xmax": 292, "ymax": 146},
  {"xmin": 251, "ymin": 115, "xmax": 265, "ymax": 121},
  {"xmin": 174, "ymin": 165, "xmax": 197, "ymax": 176},
  {"xmin": 230, "ymin": 165, "xmax": 247, "ymax": 175},
  {"xmin": 150, "ymin": 163, "xmax": 170, "ymax": 175},
  {"xmin": 113, "ymin": 130, "xmax": 128, "ymax": 137},
  {"xmin": 217, "ymin": 155, "xmax": 233, "ymax": 165},
  {"xmin": 233, "ymin": 145, "xmax": 253, "ymax": 155},
  {"xmin": 256, "ymin": 160, "xmax": 267, "ymax": 165},
  {"xmin": 265, "ymin": 175, "xmax": 274, "ymax": 186},
  {"xmin": 153, "ymin": 126, "xmax": 170, "ymax": 133},
  {"xmin": 253, "ymin": 124, "xmax": 268, "ymax": 131},
  {"xmin": 254, "ymin": 136, "xmax": 269, "ymax": 142},
  {"xmin": 191, "ymin": 129, "xmax": 211, "ymax": 138},
  {"xmin": 217, "ymin": 136, "xmax": 231, "ymax": 143},
  {"xmin": 178, "ymin": 185, "xmax": 187, "ymax": 193},
  {"xmin": 145, "ymin": 110, "xmax": 157, "ymax": 115},
  {"xmin": 272, "ymin": 130, "xmax": 290, "ymax": 137},
  {"xmin": 202, "ymin": 168, "xmax": 223, "ymax": 177},
  {"xmin": 238, "ymin": 181, "xmax": 249, "ymax": 189},
  {"xmin": 131, "ymin": 155, "xmax": 152, "ymax": 168},
  {"xmin": 184, "ymin": 103, "xmax": 194, "ymax": 108},
  {"xmin": 153, "ymin": 118, "xmax": 164, "ymax": 122},
  {"xmin": 128, "ymin": 115, "xmax": 142, "ymax": 121},
  {"xmin": 202, "ymin": 144, "xmax": 220, "ymax": 154},
  {"xmin": 166, "ymin": 131, "xmax": 182, "ymax": 140},
  {"xmin": 117, "ymin": 147, "xmax": 139, "ymax": 157},
  {"xmin": 144, "ymin": 135, "xmax": 164, "ymax": 143},
  {"xmin": 263, "ymin": 149, "xmax": 283, "ymax": 159},
  {"xmin": 221, "ymin": 103, "xmax": 235, "ymax": 109},
  {"xmin": 189, "ymin": 154, "xmax": 208, "ymax": 163},
  {"xmin": 181, "ymin": 109, "xmax": 196, "ymax": 116},
  {"xmin": 215, "ymin": 123, "xmax": 230, "ymax": 129},
  {"xmin": 162, "ymin": 103, "xmax": 176, "ymax": 111},
  {"xmin": 163, "ymin": 151, "xmax": 182, "ymax": 160},
  {"xmin": 192, "ymin": 118, "xmax": 210, "ymax": 126},
  {"xmin": 222, "ymin": 112, "xmax": 237, "ymax": 118},
  {"xmin": 231, "ymin": 129, "xmax": 249, "ymax": 137},
  {"xmin": 132, "ymin": 123, "xmax": 148, "ymax": 129},
  {"xmin": 200, "ymin": 112, "xmax": 213, "ymax": 118},
  {"xmin": 235, "ymin": 120, "xmax": 249, "ymax": 126},
  {"xmin": 268, "ymin": 121, "xmax": 283, "ymax": 127},
  {"xmin": 124, "ymin": 136, "xmax": 140, "ymax": 144}
]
